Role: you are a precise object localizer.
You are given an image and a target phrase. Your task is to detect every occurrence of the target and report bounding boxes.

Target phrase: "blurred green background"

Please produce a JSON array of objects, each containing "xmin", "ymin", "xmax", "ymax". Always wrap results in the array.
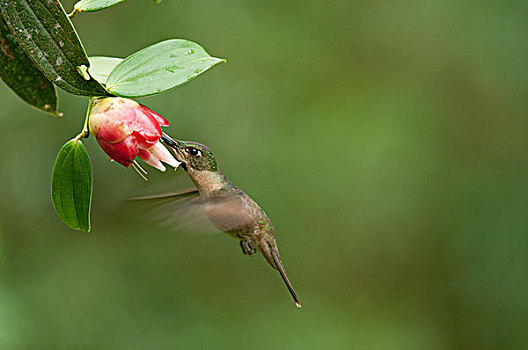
[{"xmin": 1, "ymin": 0, "xmax": 527, "ymax": 348}]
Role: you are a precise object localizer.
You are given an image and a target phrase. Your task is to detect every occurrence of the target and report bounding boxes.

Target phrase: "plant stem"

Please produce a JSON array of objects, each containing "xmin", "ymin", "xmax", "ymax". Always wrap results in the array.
[
  {"xmin": 67, "ymin": 8, "xmax": 78, "ymax": 18},
  {"xmin": 74, "ymin": 97, "xmax": 95, "ymax": 142}
]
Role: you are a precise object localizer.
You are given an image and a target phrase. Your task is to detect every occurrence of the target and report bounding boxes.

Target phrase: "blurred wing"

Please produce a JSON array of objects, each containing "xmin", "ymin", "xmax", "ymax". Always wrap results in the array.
[
  {"xmin": 128, "ymin": 188, "xmax": 219, "ymax": 234},
  {"xmin": 129, "ymin": 188, "xmax": 256, "ymax": 234},
  {"xmin": 129, "ymin": 188, "xmax": 200, "ymax": 202}
]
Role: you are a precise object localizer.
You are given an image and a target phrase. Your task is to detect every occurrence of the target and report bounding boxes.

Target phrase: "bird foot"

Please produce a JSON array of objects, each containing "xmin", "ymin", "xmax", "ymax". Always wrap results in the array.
[{"xmin": 240, "ymin": 239, "xmax": 257, "ymax": 256}]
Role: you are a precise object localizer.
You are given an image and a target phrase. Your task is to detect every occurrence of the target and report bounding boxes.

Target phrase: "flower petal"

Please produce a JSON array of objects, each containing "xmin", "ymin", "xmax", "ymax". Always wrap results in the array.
[
  {"xmin": 97, "ymin": 136, "xmax": 138, "ymax": 167},
  {"xmin": 89, "ymin": 98, "xmax": 138, "ymax": 143},
  {"xmin": 138, "ymin": 149, "xmax": 166, "ymax": 172},
  {"xmin": 149, "ymin": 142, "xmax": 181, "ymax": 168},
  {"xmin": 139, "ymin": 104, "xmax": 169, "ymax": 127},
  {"xmin": 134, "ymin": 109, "xmax": 163, "ymax": 146}
]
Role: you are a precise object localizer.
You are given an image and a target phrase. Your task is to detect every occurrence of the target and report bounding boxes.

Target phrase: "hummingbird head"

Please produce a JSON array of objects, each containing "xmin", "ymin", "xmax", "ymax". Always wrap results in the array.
[{"xmin": 162, "ymin": 135, "xmax": 218, "ymax": 173}]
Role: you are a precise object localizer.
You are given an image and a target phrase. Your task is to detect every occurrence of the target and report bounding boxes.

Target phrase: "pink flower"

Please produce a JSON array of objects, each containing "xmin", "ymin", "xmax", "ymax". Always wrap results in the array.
[{"xmin": 88, "ymin": 97, "xmax": 179, "ymax": 171}]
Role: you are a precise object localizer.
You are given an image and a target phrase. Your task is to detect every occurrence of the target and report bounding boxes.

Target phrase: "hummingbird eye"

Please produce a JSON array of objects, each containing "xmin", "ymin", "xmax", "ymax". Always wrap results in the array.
[{"xmin": 185, "ymin": 147, "xmax": 202, "ymax": 157}]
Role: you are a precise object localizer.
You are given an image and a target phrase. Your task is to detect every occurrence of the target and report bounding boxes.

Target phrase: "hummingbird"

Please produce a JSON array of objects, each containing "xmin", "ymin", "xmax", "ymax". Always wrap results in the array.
[{"xmin": 139, "ymin": 133, "xmax": 301, "ymax": 308}]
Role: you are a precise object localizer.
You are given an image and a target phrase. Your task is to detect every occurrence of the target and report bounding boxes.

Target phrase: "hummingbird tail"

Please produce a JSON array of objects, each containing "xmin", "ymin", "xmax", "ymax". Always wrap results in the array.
[{"xmin": 264, "ymin": 241, "xmax": 302, "ymax": 308}]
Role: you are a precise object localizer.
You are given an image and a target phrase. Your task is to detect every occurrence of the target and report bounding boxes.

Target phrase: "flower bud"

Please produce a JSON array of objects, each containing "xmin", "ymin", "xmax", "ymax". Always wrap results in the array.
[{"xmin": 88, "ymin": 97, "xmax": 180, "ymax": 171}]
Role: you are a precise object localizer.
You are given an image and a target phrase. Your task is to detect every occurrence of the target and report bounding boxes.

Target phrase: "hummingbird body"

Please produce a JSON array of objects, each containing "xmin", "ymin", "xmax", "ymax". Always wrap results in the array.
[{"xmin": 160, "ymin": 134, "xmax": 301, "ymax": 307}]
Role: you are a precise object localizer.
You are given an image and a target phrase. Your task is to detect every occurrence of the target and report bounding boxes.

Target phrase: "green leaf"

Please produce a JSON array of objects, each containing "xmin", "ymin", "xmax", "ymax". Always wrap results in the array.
[
  {"xmin": 0, "ymin": 12, "xmax": 58, "ymax": 116},
  {"xmin": 1, "ymin": 0, "xmax": 108, "ymax": 96},
  {"xmin": 73, "ymin": 0, "xmax": 125, "ymax": 13},
  {"xmin": 105, "ymin": 39, "xmax": 225, "ymax": 97},
  {"xmin": 88, "ymin": 56, "xmax": 123, "ymax": 85},
  {"xmin": 51, "ymin": 139, "xmax": 93, "ymax": 232}
]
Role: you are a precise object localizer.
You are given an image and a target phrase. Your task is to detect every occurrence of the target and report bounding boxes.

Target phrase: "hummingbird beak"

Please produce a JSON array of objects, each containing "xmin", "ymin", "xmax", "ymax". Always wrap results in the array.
[
  {"xmin": 161, "ymin": 133, "xmax": 188, "ymax": 171},
  {"xmin": 161, "ymin": 133, "xmax": 181, "ymax": 149}
]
